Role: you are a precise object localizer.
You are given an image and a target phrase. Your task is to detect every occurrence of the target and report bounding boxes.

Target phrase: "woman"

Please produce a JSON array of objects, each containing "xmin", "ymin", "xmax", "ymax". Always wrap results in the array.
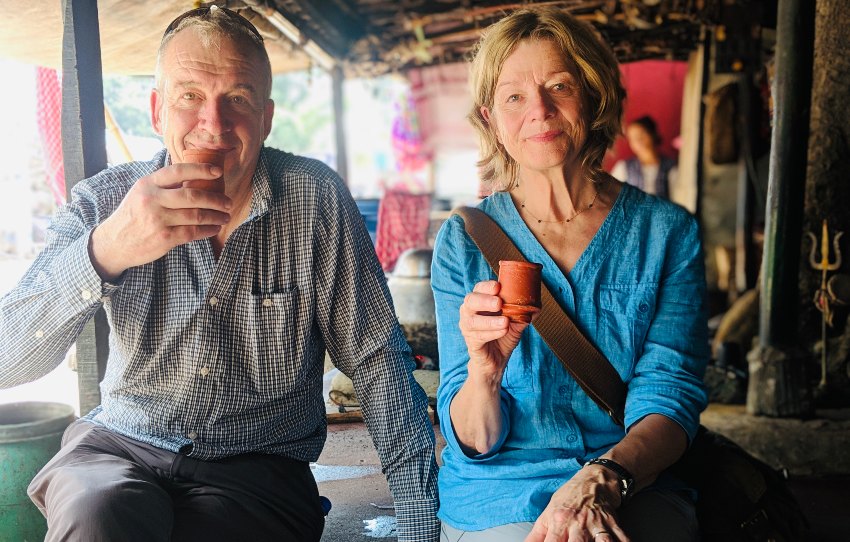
[
  {"xmin": 610, "ymin": 116, "xmax": 678, "ymax": 199},
  {"xmin": 431, "ymin": 8, "xmax": 708, "ymax": 542}
]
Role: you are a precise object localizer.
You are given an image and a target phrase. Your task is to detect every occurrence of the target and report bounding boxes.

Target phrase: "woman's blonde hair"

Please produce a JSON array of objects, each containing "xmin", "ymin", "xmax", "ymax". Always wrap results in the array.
[{"xmin": 468, "ymin": 8, "xmax": 625, "ymax": 191}]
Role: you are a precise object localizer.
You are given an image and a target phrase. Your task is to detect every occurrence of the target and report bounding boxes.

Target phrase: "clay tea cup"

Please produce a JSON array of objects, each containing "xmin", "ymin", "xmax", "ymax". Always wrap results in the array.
[
  {"xmin": 179, "ymin": 149, "xmax": 226, "ymax": 193},
  {"xmin": 497, "ymin": 260, "xmax": 542, "ymax": 323}
]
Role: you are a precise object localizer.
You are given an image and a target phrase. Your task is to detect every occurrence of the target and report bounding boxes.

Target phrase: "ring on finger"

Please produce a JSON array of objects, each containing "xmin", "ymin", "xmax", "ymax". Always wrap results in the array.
[{"xmin": 593, "ymin": 530, "xmax": 612, "ymax": 539}]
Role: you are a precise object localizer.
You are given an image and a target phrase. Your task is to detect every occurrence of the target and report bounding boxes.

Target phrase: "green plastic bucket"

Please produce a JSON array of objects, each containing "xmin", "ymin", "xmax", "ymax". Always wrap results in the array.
[{"xmin": 0, "ymin": 402, "xmax": 75, "ymax": 542}]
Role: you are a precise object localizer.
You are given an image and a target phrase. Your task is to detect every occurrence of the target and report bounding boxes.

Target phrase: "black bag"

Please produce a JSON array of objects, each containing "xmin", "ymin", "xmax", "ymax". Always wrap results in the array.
[
  {"xmin": 454, "ymin": 207, "xmax": 810, "ymax": 542},
  {"xmin": 668, "ymin": 426, "xmax": 808, "ymax": 542}
]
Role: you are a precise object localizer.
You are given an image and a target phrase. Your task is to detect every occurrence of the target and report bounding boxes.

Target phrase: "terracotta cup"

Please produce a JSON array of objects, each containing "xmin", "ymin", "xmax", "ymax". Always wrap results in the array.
[
  {"xmin": 497, "ymin": 260, "xmax": 542, "ymax": 323},
  {"xmin": 179, "ymin": 149, "xmax": 226, "ymax": 193}
]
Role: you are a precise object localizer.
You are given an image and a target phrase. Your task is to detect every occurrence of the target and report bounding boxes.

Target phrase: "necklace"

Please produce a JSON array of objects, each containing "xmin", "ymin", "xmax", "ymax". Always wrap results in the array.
[{"xmin": 519, "ymin": 187, "xmax": 600, "ymax": 225}]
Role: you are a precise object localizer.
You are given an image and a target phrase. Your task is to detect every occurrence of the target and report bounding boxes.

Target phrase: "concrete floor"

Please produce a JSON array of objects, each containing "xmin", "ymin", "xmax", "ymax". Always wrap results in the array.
[{"xmin": 317, "ymin": 410, "xmax": 850, "ymax": 541}]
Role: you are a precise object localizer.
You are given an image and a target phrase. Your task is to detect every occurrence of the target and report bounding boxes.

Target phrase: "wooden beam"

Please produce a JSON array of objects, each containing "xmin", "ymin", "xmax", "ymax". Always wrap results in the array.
[
  {"xmin": 735, "ymin": 78, "xmax": 758, "ymax": 293},
  {"xmin": 694, "ymin": 27, "xmax": 711, "ymax": 222},
  {"xmin": 332, "ymin": 65, "xmax": 349, "ymax": 183},
  {"xmin": 61, "ymin": 0, "xmax": 109, "ymax": 415},
  {"xmin": 281, "ymin": 0, "xmax": 367, "ymax": 59}
]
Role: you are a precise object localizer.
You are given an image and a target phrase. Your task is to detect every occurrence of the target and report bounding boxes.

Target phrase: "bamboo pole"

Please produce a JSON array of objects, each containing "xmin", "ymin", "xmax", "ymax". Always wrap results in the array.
[{"xmin": 103, "ymin": 103, "xmax": 133, "ymax": 163}]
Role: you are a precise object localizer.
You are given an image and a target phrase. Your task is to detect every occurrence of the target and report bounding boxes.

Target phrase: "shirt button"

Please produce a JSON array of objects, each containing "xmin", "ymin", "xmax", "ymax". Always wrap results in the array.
[
  {"xmin": 34, "ymin": 329, "xmax": 45, "ymax": 338},
  {"xmin": 199, "ymin": 367, "xmax": 210, "ymax": 376},
  {"xmin": 81, "ymin": 289, "xmax": 92, "ymax": 300},
  {"xmin": 638, "ymin": 302, "xmax": 649, "ymax": 313},
  {"xmin": 209, "ymin": 296, "xmax": 219, "ymax": 306},
  {"xmin": 188, "ymin": 431, "xmax": 197, "ymax": 440},
  {"xmin": 262, "ymin": 298, "xmax": 273, "ymax": 307},
  {"xmin": 567, "ymin": 434, "xmax": 578, "ymax": 442},
  {"xmin": 558, "ymin": 385, "xmax": 568, "ymax": 394}
]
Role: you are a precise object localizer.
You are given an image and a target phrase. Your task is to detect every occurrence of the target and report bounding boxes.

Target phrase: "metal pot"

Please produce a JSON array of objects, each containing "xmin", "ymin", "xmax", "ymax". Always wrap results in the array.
[{"xmin": 387, "ymin": 248, "xmax": 438, "ymax": 364}]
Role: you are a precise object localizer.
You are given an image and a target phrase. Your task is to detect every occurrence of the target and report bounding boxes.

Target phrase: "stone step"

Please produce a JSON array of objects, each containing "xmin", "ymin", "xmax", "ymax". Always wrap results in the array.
[{"xmin": 700, "ymin": 403, "xmax": 850, "ymax": 476}]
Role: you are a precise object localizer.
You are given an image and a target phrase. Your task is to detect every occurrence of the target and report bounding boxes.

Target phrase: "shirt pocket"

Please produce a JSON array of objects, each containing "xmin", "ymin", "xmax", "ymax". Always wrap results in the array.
[
  {"xmin": 596, "ymin": 284, "xmax": 657, "ymax": 377},
  {"xmin": 248, "ymin": 287, "xmax": 299, "ymax": 397},
  {"xmin": 501, "ymin": 332, "xmax": 540, "ymax": 393}
]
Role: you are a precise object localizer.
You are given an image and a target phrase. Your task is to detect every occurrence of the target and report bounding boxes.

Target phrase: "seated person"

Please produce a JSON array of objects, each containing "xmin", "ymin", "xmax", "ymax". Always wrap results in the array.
[
  {"xmin": 610, "ymin": 115, "xmax": 678, "ymax": 199},
  {"xmin": 0, "ymin": 6, "xmax": 438, "ymax": 541},
  {"xmin": 431, "ymin": 8, "xmax": 708, "ymax": 542}
]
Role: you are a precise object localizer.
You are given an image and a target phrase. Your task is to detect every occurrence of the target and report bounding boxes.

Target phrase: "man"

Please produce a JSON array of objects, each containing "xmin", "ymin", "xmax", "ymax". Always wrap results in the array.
[{"xmin": 0, "ymin": 6, "xmax": 438, "ymax": 541}]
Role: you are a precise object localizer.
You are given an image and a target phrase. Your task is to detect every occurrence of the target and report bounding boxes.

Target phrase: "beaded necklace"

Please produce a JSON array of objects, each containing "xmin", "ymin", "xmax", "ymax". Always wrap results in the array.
[{"xmin": 519, "ymin": 187, "xmax": 600, "ymax": 224}]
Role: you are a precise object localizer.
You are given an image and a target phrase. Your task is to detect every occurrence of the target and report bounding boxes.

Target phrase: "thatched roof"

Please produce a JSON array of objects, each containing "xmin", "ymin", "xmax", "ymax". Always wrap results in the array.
[
  {"xmin": 296, "ymin": 0, "xmax": 723, "ymax": 76},
  {"xmin": 1, "ymin": 1, "xmax": 727, "ymax": 76}
]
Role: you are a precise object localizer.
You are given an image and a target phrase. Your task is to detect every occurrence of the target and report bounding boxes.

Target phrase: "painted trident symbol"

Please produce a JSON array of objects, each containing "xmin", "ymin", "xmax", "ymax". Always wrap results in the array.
[{"xmin": 807, "ymin": 219, "xmax": 843, "ymax": 388}]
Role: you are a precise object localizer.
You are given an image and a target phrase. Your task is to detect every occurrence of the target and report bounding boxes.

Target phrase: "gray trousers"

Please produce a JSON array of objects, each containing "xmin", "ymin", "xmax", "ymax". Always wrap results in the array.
[
  {"xmin": 440, "ymin": 487, "xmax": 698, "ymax": 542},
  {"xmin": 28, "ymin": 420, "xmax": 325, "ymax": 542}
]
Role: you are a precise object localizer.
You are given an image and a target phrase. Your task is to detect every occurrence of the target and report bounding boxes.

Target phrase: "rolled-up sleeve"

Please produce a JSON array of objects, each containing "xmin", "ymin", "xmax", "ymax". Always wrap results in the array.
[
  {"xmin": 624, "ymin": 213, "xmax": 709, "ymax": 442},
  {"xmin": 431, "ymin": 217, "xmax": 512, "ymax": 460}
]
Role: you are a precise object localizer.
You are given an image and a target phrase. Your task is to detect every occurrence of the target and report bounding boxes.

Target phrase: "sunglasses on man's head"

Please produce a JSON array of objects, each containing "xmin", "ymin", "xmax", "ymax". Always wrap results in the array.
[{"xmin": 162, "ymin": 5, "xmax": 263, "ymax": 43}]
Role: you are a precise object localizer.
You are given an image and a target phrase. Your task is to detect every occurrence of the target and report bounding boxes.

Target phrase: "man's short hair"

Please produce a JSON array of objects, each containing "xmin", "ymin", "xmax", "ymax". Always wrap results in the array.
[{"xmin": 155, "ymin": 6, "xmax": 272, "ymax": 100}]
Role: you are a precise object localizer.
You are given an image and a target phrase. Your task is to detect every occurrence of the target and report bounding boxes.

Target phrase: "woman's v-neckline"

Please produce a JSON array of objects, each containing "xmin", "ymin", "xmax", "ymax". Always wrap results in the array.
[{"xmin": 492, "ymin": 185, "xmax": 630, "ymax": 311}]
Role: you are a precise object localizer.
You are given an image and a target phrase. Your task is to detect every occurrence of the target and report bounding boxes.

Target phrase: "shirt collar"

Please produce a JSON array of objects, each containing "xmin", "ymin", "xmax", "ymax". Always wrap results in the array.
[{"xmin": 248, "ymin": 147, "xmax": 272, "ymax": 220}]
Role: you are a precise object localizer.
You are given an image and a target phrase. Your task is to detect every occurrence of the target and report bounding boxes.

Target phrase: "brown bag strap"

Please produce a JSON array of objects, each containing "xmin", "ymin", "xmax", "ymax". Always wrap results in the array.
[{"xmin": 454, "ymin": 206, "xmax": 626, "ymax": 426}]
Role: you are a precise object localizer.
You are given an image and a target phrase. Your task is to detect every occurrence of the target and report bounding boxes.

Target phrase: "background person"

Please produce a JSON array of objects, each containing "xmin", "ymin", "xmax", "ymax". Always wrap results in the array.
[
  {"xmin": 0, "ymin": 6, "xmax": 438, "ymax": 542},
  {"xmin": 431, "ymin": 8, "xmax": 707, "ymax": 542},
  {"xmin": 610, "ymin": 115, "xmax": 678, "ymax": 199}
]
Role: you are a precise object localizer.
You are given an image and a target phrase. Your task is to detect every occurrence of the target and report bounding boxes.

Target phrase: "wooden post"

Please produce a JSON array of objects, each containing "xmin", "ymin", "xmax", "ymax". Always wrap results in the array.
[
  {"xmin": 694, "ymin": 27, "xmax": 711, "ymax": 223},
  {"xmin": 735, "ymin": 78, "xmax": 757, "ymax": 293},
  {"xmin": 332, "ymin": 65, "xmax": 349, "ymax": 183},
  {"xmin": 748, "ymin": 0, "xmax": 815, "ymax": 417},
  {"xmin": 61, "ymin": 0, "xmax": 109, "ymax": 414}
]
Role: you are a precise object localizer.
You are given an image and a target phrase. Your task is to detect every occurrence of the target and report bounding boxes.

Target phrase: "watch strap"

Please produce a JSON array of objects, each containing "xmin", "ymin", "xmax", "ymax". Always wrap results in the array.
[{"xmin": 585, "ymin": 457, "xmax": 635, "ymax": 501}]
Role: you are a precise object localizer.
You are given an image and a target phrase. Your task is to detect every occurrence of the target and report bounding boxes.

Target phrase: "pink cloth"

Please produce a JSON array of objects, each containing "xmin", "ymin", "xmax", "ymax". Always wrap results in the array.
[
  {"xmin": 36, "ymin": 67, "xmax": 65, "ymax": 205},
  {"xmin": 374, "ymin": 190, "xmax": 431, "ymax": 272}
]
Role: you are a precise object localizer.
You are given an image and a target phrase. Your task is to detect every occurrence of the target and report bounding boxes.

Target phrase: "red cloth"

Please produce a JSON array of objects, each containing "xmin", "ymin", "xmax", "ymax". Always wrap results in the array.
[
  {"xmin": 36, "ymin": 67, "xmax": 65, "ymax": 205},
  {"xmin": 374, "ymin": 190, "xmax": 431, "ymax": 272}
]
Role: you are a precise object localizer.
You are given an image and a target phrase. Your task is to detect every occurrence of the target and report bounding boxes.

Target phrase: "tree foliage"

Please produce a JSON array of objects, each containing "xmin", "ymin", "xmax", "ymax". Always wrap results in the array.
[
  {"xmin": 267, "ymin": 70, "xmax": 333, "ymax": 161},
  {"xmin": 103, "ymin": 75, "xmax": 158, "ymax": 138}
]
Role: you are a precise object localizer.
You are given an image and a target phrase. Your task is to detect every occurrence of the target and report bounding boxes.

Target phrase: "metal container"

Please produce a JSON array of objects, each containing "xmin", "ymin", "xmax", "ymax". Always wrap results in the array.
[
  {"xmin": 387, "ymin": 248, "xmax": 438, "ymax": 363},
  {"xmin": 0, "ymin": 402, "xmax": 75, "ymax": 541}
]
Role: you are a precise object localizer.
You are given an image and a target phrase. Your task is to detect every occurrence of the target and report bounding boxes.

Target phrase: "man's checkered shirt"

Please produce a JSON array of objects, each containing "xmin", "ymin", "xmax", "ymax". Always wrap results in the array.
[{"xmin": 0, "ymin": 147, "xmax": 439, "ymax": 540}]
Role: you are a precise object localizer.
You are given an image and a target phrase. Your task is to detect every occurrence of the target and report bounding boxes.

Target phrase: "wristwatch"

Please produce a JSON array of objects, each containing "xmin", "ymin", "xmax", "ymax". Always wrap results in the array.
[{"xmin": 584, "ymin": 457, "xmax": 635, "ymax": 502}]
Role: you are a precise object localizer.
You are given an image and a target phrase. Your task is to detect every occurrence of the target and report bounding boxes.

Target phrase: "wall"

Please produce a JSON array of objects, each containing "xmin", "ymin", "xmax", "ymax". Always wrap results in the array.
[
  {"xmin": 609, "ymin": 59, "xmax": 688, "ymax": 164},
  {"xmin": 408, "ymin": 63, "xmax": 480, "ymax": 204}
]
